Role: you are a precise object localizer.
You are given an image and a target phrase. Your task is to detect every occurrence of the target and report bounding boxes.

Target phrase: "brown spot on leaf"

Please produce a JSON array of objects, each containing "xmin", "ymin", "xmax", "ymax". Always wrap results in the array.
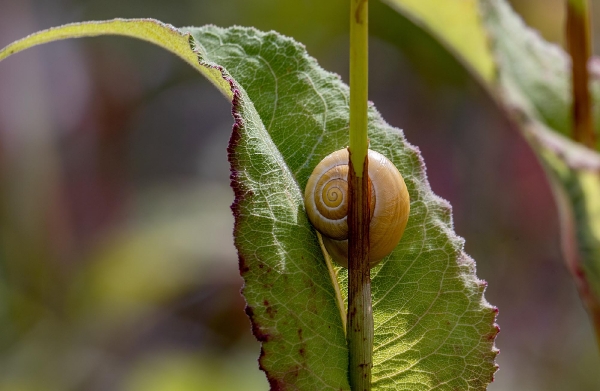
[{"xmin": 265, "ymin": 303, "xmax": 277, "ymax": 319}]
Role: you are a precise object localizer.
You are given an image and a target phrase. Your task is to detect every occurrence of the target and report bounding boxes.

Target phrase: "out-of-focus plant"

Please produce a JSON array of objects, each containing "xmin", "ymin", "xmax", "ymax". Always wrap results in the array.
[{"xmin": 384, "ymin": 0, "xmax": 600, "ymax": 352}]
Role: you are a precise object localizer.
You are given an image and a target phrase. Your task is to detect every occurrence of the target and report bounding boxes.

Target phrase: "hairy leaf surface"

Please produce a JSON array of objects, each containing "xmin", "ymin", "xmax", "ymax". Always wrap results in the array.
[{"xmin": 0, "ymin": 19, "xmax": 498, "ymax": 390}]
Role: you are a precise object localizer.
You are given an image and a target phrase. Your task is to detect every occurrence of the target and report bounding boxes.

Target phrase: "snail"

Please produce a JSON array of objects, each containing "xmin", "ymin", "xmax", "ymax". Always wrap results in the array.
[{"xmin": 304, "ymin": 148, "xmax": 410, "ymax": 268}]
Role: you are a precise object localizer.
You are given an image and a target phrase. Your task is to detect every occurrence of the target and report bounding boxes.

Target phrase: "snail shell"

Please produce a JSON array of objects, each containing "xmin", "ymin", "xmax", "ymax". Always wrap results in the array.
[{"xmin": 304, "ymin": 148, "xmax": 410, "ymax": 268}]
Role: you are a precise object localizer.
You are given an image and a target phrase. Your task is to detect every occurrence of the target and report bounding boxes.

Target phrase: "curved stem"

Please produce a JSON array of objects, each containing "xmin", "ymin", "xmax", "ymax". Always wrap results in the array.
[
  {"xmin": 318, "ymin": 232, "xmax": 348, "ymax": 333},
  {"xmin": 348, "ymin": 0, "xmax": 372, "ymax": 390}
]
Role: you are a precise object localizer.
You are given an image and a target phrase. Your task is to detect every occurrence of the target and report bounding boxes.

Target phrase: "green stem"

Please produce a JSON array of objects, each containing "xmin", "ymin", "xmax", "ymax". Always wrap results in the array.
[
  {"xmin": 566, "ymin": 0, "xmax": 596, "ymax": 149},
  {"xmin": 348, "ymin": 0, "xmax": 372, "ymax": 390},
  {"xmin": 349, "ymin": 0, "xmax": 369, "ymax": 173}
]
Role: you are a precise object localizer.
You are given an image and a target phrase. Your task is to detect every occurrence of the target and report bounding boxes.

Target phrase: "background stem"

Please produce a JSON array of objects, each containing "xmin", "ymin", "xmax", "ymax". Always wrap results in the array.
[
  {"xmin": 566, "ymin": 0, "xmax": 596, "ymax": 149},
  {"xmin": 348, "ymin": 0, "xmax": 373, "ymax": 390}
]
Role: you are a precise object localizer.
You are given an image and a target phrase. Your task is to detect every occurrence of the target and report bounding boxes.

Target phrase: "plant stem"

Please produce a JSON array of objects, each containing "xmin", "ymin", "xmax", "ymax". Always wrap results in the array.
[
  {"xmin": 566, "ymin": 0, "xmax": 596, "ymax": 149},
  {"xmin": 348, "ymin": 154, "xmax": 372, "ymax": 391},
  {"xmin": 349, "ymin": 0, "xmax": 369, "ymax": 175},
  {"xmin": 348, "ymin": 0, "xmax": 372, "ymax": 390}
]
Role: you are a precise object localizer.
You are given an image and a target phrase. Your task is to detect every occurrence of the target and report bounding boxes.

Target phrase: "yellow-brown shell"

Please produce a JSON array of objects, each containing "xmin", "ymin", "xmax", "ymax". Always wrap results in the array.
[{"xmin": 304, "ymin": 148, "xmax": 410, "ymax": 268}]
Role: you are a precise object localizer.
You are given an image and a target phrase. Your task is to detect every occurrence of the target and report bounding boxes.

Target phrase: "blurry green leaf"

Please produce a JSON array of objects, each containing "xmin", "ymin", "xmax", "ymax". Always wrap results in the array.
[
  {"xmin": 382, "ymin": 0, "xmax": 600, "ymax": 342},
  {"xmin": 481, "ymin": 0, "xmax": 574, "ymax": 137},
  {"xmin": 526, "ymin": 123, "xmax": 600, "ymax": 296},
  {"xmin": 380, "ymin": 0, "xmax": 495, "ymax": 81},
  {"xmin": 480, "ymin": 0, "xmax": 600, "ymax": 149},
  {"xmin": 0, "ymin": 19, "xmax": 498, "ymax": 390},
  {"xmin": 479, "ymin": 0, "xmax": 600, "ymax": 324}
]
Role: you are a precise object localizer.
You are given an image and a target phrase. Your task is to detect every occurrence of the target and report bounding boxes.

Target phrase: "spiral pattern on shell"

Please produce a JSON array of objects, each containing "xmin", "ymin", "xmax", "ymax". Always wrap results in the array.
[{"xmin": 304, "ymin": 148, "xmax": 410, "ymax": 268}]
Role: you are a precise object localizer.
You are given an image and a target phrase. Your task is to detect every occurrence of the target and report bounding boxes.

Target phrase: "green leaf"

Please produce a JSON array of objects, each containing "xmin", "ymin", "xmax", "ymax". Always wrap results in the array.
[
  {"xmin": 186, "ymin": 25, "xmax": 497, "ymax": 390},
  {"xmin": 0, "ymin": 19, "xmax": 498, "ymax": 390},
  {"xmin": 524, "ymin": 120, "xmax": 600, "ymax": 298},
  {"xmin": 0, "ymin": 19, "xmax": 231, "ymax": 98},
  {"xmin": 380, "ymin": 0, "xmax": 495, "ymax": 82},
  {"xmin": 480, "ymin": 0, "xmax": 574, "ymax": 137}
]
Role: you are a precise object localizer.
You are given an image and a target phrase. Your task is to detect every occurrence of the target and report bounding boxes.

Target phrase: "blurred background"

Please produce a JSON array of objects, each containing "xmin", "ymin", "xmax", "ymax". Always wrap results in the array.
[{"xmin": 0, "ymin": 0, "xmax": 598, "ymax": 389}]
